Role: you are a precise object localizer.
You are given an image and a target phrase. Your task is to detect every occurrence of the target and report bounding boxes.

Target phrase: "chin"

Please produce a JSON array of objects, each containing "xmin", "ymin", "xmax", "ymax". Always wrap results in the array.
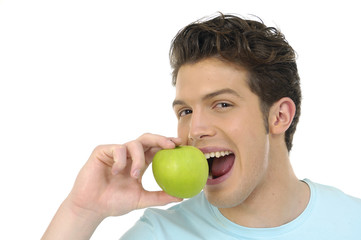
[{"xmin": 204, "ymin": 187, "xmax": 247, "ymax": 208}]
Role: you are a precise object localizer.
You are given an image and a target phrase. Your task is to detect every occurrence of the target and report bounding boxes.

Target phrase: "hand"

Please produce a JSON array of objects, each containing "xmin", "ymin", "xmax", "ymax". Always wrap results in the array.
[
  {"xmin": 42, "ymin": 133, "xmax": 183, "ymax": 240},
  {"xmin": 68, "ymin": 133, "xmax": 183, "ymax": 219}
]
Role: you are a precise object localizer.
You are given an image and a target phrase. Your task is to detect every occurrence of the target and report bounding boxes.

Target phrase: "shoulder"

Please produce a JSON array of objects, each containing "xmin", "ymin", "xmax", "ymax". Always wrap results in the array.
[
  {"xmin": 305, "ymin": 179, "xmax": 361, "ymax": 224},
  {"xmin": 307, "ymin": 179, "xmax": 361, "ymax": 206}
]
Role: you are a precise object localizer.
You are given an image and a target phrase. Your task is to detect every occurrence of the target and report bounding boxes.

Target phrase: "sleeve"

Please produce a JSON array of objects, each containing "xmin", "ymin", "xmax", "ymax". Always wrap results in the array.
[{"xmin": 119, "ymin": 215, "xmax": 156, "ymax": 240}]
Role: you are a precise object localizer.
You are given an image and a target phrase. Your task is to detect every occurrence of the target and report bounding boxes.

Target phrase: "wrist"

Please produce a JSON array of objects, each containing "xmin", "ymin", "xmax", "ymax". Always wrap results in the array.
[
  {"xmin": 42, "ymin": 198, "xmax": 105, "ymax": 240},
  {"xmin": 63, "ymin": 196, "xmax": 105, "ymax": 226}
]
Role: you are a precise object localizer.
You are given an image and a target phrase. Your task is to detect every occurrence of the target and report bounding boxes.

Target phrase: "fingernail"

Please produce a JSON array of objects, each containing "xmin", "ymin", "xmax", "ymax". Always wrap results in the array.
[
  {"xmin": 112, "ymin": 168, "xmax": 119, "ymax": 175},
  {"xmin": 133, "ymin": 169, "xmax": 140, "ymax": 178}
]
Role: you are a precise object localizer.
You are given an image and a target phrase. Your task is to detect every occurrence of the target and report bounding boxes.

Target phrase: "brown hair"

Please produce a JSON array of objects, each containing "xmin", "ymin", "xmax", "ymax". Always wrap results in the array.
[{"xmin": 169, "ymin": 13, "xmax": 301, "ymax": 151}]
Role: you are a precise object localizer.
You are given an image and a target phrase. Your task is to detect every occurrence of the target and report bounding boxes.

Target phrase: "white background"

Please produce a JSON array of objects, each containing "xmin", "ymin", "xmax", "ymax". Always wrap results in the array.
[{"xmin": 0, "ymin": 0, "xmax": 360, "ymax": 239}]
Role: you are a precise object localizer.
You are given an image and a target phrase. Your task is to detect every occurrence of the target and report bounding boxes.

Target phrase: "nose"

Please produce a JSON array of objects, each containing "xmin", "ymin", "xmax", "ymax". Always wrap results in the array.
[{"xmin": 188, "ymin": 109, "xmax": 215, "ymax": 143}]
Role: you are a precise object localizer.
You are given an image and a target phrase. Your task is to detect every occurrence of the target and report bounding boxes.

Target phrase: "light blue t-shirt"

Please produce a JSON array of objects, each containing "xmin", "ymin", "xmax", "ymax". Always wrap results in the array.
[{"xmin": 120, "ymin": 179, "xmax": 361, "ymax": 239}]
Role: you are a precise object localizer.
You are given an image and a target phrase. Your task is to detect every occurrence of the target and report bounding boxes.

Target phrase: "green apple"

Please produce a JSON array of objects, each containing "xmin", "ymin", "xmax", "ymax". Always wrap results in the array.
[{"xmin": 152, "ymin": 146, "xmax": 208, "ymax": 198}]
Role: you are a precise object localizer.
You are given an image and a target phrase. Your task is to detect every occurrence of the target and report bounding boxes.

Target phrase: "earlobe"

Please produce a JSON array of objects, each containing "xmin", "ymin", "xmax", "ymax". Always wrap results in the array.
[{"xmin": 269, "ymin": 97, "xmax": 296, "ymax": 135}]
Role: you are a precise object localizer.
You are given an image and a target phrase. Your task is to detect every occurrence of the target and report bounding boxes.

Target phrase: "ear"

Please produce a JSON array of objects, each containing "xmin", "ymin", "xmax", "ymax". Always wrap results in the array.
[{"xmin": 269, "ymin": 97, "xmax": 296, "ymax": 135}]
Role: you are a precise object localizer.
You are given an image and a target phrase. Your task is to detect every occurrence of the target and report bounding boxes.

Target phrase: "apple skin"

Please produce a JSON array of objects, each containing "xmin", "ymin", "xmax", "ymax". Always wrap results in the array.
[{"xmin": 152, "ymin": 146, "xmax": 208, "ymax": 198}]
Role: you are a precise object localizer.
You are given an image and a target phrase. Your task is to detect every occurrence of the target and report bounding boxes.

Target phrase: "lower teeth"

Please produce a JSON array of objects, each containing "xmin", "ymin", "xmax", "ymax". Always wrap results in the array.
[{"xmin": 208, "ymin": 173, "xmax": 216, "ymax": 179}]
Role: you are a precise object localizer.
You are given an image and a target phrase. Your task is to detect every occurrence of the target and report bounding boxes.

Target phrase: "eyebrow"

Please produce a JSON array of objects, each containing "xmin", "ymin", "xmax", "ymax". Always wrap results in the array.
[{"xmin": 172, "ymin": 88, "xmax": 242, "ymax": 108}]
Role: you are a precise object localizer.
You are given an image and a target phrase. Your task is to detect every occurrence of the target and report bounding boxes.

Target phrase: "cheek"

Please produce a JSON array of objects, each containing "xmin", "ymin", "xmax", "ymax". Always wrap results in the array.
[
  {"xmin": 237, "ymin": 133, "xmax": 270, "ymax": 180},
  {"xmin": 236, "ymin": 126, "xmax": 269, "ymax": 159},
  {"xmin": 229, "ymin": 116, "xmax": 269, "ymax": 166}
]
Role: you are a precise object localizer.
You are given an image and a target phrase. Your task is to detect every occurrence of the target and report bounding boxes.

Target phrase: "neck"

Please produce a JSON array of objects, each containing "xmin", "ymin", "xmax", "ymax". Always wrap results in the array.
[{"xmin": 219, "ymin": 142, "xmax": 310, "ymax": 228}]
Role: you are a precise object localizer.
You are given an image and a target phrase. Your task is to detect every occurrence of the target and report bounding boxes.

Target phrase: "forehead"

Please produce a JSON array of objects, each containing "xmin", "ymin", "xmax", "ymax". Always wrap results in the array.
[{"xmin": 175, "ymin": 58, "xmax": 250, "ymax": 99}]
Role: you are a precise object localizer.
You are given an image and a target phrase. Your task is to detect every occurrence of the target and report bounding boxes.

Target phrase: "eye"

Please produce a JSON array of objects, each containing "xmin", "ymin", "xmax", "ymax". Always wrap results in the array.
[
  {"xmin": 178, "ymin": 109, "xmax": 192, "ymax": 117},
  {"xmin": 214, "ymin": 102, "xmax": 233, "ymax": 109}
]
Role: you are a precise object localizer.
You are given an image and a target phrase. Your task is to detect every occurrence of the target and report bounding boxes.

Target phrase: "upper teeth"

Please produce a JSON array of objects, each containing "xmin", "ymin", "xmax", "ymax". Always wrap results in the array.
[{"xmin": 204, "ymin": 151, "xmax": 232, "ymax": 159}]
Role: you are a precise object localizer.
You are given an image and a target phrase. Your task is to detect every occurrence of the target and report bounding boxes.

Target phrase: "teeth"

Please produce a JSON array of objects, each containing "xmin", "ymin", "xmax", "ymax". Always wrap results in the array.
[{"xmin": 204, "ymin": 150, "xmax": 232, "ymax": 159}]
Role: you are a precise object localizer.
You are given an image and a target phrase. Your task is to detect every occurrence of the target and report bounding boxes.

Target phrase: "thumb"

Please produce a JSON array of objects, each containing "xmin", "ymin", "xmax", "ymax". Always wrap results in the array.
[{"xmin": 138, "ymin": 191, "xmax": 183, "ymax": 209}]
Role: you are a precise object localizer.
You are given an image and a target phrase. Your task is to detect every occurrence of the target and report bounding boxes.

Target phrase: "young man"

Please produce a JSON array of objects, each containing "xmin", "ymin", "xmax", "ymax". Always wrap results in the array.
[{"xmin": 42, "ymin": 14, "xmax": 361, "ymax": 239}]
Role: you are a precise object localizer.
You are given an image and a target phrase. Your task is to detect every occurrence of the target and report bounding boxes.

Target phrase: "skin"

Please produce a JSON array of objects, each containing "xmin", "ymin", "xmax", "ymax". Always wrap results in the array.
[
  {"xmin": 42, "ymin": 135, "xmax": 183, "ymax": 240},
  {"xmin": 173, "ymin": 58, "xmax": 310, "ymax": 227},
  {"xmin": 42, "ymin": 57, "xmax": 310, "ymax": 239}
]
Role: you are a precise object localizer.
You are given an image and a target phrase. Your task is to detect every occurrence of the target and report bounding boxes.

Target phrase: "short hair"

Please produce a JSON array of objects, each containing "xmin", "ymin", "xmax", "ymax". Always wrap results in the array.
[{"xmin": 169, "ymin": 13, "xmax": 301, "ymax": 152}]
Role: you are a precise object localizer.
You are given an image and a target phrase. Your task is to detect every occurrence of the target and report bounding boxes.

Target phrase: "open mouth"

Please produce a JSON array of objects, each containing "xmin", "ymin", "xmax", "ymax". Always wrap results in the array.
[{"xmin": 205, "ymin": 150, "xmax": 235, "ymax": 182}]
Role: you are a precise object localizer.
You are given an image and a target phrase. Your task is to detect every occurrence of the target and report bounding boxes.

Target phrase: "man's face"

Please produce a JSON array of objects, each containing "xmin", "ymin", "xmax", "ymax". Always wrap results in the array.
[{"xmin": 173, "ymin": 58, "xmax": 270, "ymax": 208}]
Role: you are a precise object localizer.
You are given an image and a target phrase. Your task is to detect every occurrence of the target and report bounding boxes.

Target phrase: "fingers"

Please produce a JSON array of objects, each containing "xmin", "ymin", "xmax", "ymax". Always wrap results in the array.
[
  {"xmin": 97, "ymin": 134, "xmax": 182, "ymax": 178},
  {"xmin": 111, "ymin": 146, "xmax": 127, "ymax": 175},
  {"xmin": 136, "ymin": 133, "xmax": 181, "ymax": 150},
  {"xmin": 125, "ymin": 140, "xmax": 145, "ymax": 178},
  {"xmin": 126, "ymin": 134, "xmax": 181, "ymax": 178}
]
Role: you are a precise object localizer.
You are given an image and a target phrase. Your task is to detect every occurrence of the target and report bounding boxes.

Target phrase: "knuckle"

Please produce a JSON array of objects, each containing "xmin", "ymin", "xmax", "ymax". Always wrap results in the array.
[
  {"xmin": 126, "ymin": 140, "xmax": 138, "ymax": 149},
  {"xmin": 138, "ymin": 132, "xmax": 152, "ymax": 139},
  {"xmin": 93, "ymin": 144, "xmax": 106, "ymax": 152}
]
